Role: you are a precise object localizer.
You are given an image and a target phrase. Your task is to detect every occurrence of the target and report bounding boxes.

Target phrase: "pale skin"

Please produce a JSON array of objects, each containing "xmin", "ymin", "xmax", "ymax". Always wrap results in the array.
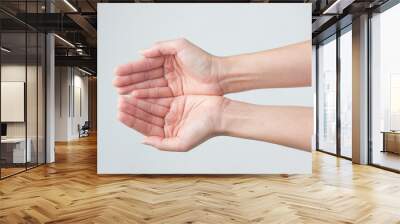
[{"xmin": 113, "ymin": 38, "xmax": 313, "ymax": 152}]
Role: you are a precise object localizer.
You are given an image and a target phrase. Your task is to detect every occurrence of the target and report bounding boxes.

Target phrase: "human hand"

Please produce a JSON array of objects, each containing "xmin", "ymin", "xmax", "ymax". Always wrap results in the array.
[
  {"xmin": 113, "ymin": 38, "xmax": 223, "ymax": 97},
  {"xmin": 114, "ymin": 40, "xmax": 313, "ymax": 152},
  {"xmin": 117, "ymin": 94, "xmax": 227, "ymax": 152}
]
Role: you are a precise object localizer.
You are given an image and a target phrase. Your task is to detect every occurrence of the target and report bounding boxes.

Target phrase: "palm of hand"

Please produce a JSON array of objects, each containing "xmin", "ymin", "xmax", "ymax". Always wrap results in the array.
[
  {"xmin": 113, "ymin": 39, "xmax": 223, "ymax": 97},
  {"xmin": 118, "ymin": 95, "xmax": 225, "ymax": 151},
  {"xmin": 114, "ymin": 39, "xmax": 225, "ymax": 151},
  {"xmin": 163, "ymin": 44, "xmax": 222, "ymax": 96}
]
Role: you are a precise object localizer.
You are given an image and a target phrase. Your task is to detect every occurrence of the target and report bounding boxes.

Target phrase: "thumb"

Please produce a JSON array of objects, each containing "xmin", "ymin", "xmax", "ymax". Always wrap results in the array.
[
  {"xmin": 139, "ymin": 38, "xmax": 186, "ymax": 58},
  {"xmin": 142, "ymin": 136, "xmax": 189, "ymax": 152},
  {"xmin": 142, "ymin": 136, "xmax": 162, "ymax": 146}
]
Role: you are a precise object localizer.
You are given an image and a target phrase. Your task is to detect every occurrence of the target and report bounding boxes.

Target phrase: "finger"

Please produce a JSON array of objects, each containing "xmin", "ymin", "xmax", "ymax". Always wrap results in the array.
[
  {"xmin": 116, "ymin": 78, "xmax": 168, "ymax": 95},
  {"xmin": 142, "ymin": 98, "xmax": 174, "ymax": 108},
  {"xmin": 118, "ymin": 112, "xmax": 164, "ymax": 137},
  {"xmin": 123, "ymin": 96, "xmax": 170, "ymax": 117},
  {"xmin": 118, "ymin": 99, "xmax": 165, "ymax": 127},
  {"xmin": 114, "ymin": 57, "xmax": 164, "ymax": 76},
  {"xmin": 140, "ymin": 38, "xmax": 187, "ymax": 58},
  {"xmin": 113, "ymin": 67, "xmax": 164, "ymax": 87},
  {"xmin": 131, "ymin": 87, "xmax": 174, "ymax": 98},
  {"xmin": 142, "ymin": 136, "xmax": 190, "ymax": 152}
]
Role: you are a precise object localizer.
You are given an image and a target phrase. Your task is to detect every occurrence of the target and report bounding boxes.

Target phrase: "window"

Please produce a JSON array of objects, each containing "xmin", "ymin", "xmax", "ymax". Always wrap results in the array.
[
  {"xmin": 370, "ymin": 2, "xmax": 400, "ymax": 171},
  {"xmin": 318, "ymin": 36, "xmax": 337, "ymax": 154},
  {"xmin": 339, "ymin": 27, "xmax": 352, "ymax": 158},
  {"xmin": 0, "ymin": 1, "xmax": 47, "ymax": 179}
]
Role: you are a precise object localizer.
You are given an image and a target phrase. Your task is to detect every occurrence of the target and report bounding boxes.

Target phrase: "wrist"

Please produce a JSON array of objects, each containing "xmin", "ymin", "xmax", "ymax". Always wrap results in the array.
[
  {"xmin": 213, "ymin": 55, "xmax": 256, "ymax": 95},
  {"xmin": 211, "ymin": 56, "xmax": 233, "ymax": 95},
  {"xmin": 214, "ymin": 97, "xmax": 232, "ymax": 136}
]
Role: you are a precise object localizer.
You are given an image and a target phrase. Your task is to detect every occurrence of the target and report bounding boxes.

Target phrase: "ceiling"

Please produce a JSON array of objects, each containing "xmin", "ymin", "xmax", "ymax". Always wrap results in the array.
[{"xmin": 0, "ymin": 0, "xmax": 392, "ymax": 74}]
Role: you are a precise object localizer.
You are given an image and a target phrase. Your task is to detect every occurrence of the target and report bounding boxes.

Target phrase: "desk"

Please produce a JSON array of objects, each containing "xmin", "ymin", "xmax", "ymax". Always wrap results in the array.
[
  {"xmin": 1, "ymin": 138, "xmax": 31, "ymax": 163},
  {"xmin": 381, "ymin": 131, "xmax": 400, "ymax": 154}
]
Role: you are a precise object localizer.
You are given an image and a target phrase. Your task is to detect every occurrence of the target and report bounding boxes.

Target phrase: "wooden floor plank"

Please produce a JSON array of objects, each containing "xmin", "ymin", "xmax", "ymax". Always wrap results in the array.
[{"xmin": 1, "ymin": 134, "xmax": 400, "ymax": 223}]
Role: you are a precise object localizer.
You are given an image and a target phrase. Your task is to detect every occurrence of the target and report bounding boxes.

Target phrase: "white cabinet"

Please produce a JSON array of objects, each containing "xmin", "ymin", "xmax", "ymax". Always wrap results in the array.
[{"xmin": 1, "ymin": 138, "xmax": 32, "ymax": 163}]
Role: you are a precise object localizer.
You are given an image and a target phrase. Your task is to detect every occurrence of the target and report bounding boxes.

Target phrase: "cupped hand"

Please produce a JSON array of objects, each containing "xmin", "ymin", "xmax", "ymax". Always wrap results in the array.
[
  {"xmin": 117, "ymin": 94, "xmax": 227, "ymax": 152},
  {"xmin": 113, "ymin": 38, "xmax": 223, "ymax": 97}
]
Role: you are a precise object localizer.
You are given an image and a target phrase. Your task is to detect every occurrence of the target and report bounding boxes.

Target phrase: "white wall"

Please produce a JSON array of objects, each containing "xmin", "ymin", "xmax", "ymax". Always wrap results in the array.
[
  {"xmin": 98, "ymin": 4, "xmax": 313, "ymax": 174},
  {"xmin": 1, "ymin": 63, "xmax": 46, "ymax": 163},
  {"xmin": 1, "ymin": 65, "xmax": 40, "ymax": 138},
  {"xmin": 54, "ymin": 67, "xmax": 89, "ymax": 141},
  {"xmin": 1, "ymin": 65, "xmax": 26, "ymax": 135},
  {"xmin": 71, "ymin": 73, "xmax": 89, "ymax": 138},
  {"xmin": 55, "ymin": 67, "xmax": 69, "ymax": 141}
]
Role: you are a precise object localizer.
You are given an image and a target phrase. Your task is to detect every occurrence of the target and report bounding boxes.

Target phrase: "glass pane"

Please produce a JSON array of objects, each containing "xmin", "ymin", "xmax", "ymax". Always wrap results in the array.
[
  {"xmin": 318, "ymin": 37, "xmax": 337, "ymax": 154},
  {"xmin": 27, "ymin": 31, "xmax": 38, "ymax": 169},
  {"xmin": 371, "ymin": 4, "xmax": 400, "ymax": 171},
  {"xmin": 1, "ymin": 31, "xmax": 27, "ymax": 177},
  {"xmin": 340, "ymin": 29, "xmax": 352, "ymax": 158}
]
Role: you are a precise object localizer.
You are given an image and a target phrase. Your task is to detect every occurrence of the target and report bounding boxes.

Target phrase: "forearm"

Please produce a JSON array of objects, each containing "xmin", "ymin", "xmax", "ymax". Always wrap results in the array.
[
  {"xmin": 217, "ymin": 99, "xmax": 313, "ymax": 151},
  {"xmin": 216, "ymin": 40, "xmax": 311, "ymax": 94}
]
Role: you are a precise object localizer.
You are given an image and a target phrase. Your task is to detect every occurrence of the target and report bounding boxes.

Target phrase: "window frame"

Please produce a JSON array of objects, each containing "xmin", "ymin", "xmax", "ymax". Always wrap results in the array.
[{"xmin": 315, "ymin": 24, "xmax": 353, "ymax": 161}]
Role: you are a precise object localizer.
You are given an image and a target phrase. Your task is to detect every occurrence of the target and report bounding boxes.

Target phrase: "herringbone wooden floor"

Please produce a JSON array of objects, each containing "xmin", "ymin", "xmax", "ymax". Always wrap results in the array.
[{"xmin": 1, "ymin": 134, "xmax": 400, "ymax": 224}]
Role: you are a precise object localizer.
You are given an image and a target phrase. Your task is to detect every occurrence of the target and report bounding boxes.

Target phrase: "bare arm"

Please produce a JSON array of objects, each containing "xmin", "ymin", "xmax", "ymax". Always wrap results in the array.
[
  {"xmin": 114, "ymin": 39, "xmax": 313, "ymax": 152},
  {"xmin": 114, "ymin": 39, "xmax": 311, "ymax": 96},
  {"xmin": 216, "ymin": 40, "xmax": 312, "ymax": 94},
  {"xmin": 217, "ymin": 99, "xmax": 313, "ymax": 151},
  {"xmin": 120, "ymin": 95, "xmax": 313, "ymax": 152}
]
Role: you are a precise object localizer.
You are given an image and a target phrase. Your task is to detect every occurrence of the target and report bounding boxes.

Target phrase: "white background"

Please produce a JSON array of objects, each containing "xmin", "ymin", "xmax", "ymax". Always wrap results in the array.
[
  {"xmin": 98, "ymin": 3, "xmax": 312, "ymax": 174},
  {"xmin": 1, "ymin": 82, "xmax": 24, "ymax": 122}
]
